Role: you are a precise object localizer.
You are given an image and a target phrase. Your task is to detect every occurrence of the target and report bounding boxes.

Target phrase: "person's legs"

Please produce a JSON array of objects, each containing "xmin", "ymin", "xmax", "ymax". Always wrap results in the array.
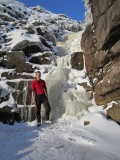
[
  {"xmin": 42, "ymin": 95, "xmax": 51, "ymax": 121},
  {"xmin": 35, "ymin": 96, "xmax": 42, "ymax": 123}
]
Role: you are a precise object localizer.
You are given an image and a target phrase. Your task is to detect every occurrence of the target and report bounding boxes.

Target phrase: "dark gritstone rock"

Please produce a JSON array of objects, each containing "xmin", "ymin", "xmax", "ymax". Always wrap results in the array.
[
  {"xmin": 0, "ymin": 88, "xmax": 10, "ymax": 104},
  {"xmin": 19, "ymin": 106, "xmax": 36, "ymax": 122},
  {"xmin": 29, "ymin": 56, "xmax": 51, "ymax": 65},
  {"xmin": 70, "ymin": 52, "xmax": 84, "ymax": 70},
  {"xmin": 36, "ymin": 28, "xmax": 56, "ymax": 45},
  {"xmin": 12, "ymin": 40, "xmax": 31, "ymax": 51},
  {"xmin": 16, "ymin": 62, "xmax": 33, "ymax": 73},
  {"xmin": 1, "ymin": 51, "xmax": 26, "ymax": 69},
  {"xmin": 0, "ymin": 93, "xmax": 9, "ymax": 104},
  {"xmin": 78, "ymin": 82, "xmax": 93, "ymax": 92},
  {"xmin": 29, "ymin": 52, "xmax": 52, "ymax": 65},
  {"xmin": 84, "ymin": 121, "xmax": 90, "ymax": 126},
  {"xmin": 6, "ymin": 80, "xmax": 36, "ymax": 121},
  {"xmin": 7, "ymin": 80, "xmax": 33, "ymax": 105},
  {"xmin": 81, "ymin": 0, "xmax": 120, "ymax": 106},
  {"xmin": 41, "ymin": 38, "xmax": 52, "ymax": 49},
  {"xmin": 107, "ymin": 103, "xmax": 120, "ymax": 124},
  {"xmin": 0, "ymin": 106, "xmax": 20, "ymax": 125},
  {"xmin": 11, "ymin": 40, "xmax": 44, "ymax": 56},
  {"xmin": 1, "ymin": 72, "xmax": 34, "ymax": 80},
  {"xmin": 81, "ymin": 24, "xmax": 96, "ymax": 76},
  {"xmin": 7, "ymin": 51, "xmax": 26, "ymax": 65},
  {"xmin": 23, "ymin": 43, "xmax": 44, "ymax": 57}
]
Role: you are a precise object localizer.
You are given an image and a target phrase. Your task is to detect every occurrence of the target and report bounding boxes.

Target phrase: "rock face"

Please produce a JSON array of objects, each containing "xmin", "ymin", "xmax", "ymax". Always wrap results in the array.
[{"xmin": 81, "ymin": 0, "xmax": 120, "ymax": 106}]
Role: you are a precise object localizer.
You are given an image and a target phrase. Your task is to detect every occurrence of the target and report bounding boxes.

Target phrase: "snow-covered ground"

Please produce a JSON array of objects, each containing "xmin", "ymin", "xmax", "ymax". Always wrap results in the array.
[{"xmin": 0, "ymin": 106, "xmax": 120, "ymax": 160}]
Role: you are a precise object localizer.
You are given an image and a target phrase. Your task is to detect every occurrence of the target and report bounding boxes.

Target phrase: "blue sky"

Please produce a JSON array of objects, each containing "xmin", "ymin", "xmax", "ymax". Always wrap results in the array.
[{"xmin": 18, "ymin": 0, "xmax": 86, "ymax": 21}]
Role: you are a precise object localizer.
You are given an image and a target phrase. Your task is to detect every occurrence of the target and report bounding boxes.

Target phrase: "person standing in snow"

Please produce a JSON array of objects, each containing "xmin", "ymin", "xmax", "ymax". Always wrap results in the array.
[{"xmin": 31, "ymin": 71, "xmax": 51, "ymax": 126}]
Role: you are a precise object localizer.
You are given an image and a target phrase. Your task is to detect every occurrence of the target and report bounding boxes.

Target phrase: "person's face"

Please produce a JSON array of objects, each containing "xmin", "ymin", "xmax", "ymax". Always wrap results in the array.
[{"xmin": 36, "ymin": 73, "xmax": 41, "ymax": 80}]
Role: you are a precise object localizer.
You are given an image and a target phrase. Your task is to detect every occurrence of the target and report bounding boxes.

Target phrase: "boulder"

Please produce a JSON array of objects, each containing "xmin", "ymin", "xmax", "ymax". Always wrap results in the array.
[
  {"xmin": 0, "ymin": 106, "xmax": 20, "ymax": 125},
  {"xmin": 29, "ymin": 52, "xmax": 53, "ymax": 65},
  {"xmin": 70, "ymin": 52, "xmax": 84, "ymax": 70},
  {"xmin": 29, "ymin": 56, "xmax": 51, "ymax": 65},
  {"xmin": 12, "ymin": 40, "xmax": 30, "ymax": 51},
  {"xmin": 107, "ymin": 103, "xmax": 120, "ymax": 124},
  {"xmin": 7, "ymin": 51, "xmax": 26, "ymax": 65},
  {"xmin": 12, "ymin": 40, "xmax": 44, "ymax": 56},
  {"xmin": 1, "ymin": 51, "xmax": 26, "ymax": 68},
  {"xmin": 23, "ymin": 43, "xmax": 44, "ymax": 56},
  {"xmin": 78, "ymin": 82, "xmax": 93, "ymax": 92},
  {"xmin": 16, "ymin": 62, "xmax": 33, "ymax": 73}
]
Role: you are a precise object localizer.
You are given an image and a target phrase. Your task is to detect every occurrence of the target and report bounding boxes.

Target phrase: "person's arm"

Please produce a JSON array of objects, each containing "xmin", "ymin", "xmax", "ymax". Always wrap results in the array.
[
  {"xmin": 44, "ymin": 81, "xmax": 48, "ymax": 97},
  {"xmin": 31, "ymin": 91, "xmax": 35, "ymax": 104},
  {"xmin": 45, "ymin": 87, "xmax": 48, "ymax": 97}
]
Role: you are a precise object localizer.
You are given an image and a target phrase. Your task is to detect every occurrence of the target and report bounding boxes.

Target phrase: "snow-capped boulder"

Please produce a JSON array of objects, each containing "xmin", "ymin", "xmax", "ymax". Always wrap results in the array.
[
  {"xmin": 12, "ymin": 40, "xmax": 44, "ymax": 54},
  {"xmin": 29, "ymin": 52, "xmax": 56, "ymax": 65}
]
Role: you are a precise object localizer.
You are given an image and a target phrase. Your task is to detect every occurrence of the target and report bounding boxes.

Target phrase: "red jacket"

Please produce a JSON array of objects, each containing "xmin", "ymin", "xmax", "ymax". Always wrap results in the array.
[{"xmin": 31, "ymin": 79, "xmax": 46, "ymax": 95}]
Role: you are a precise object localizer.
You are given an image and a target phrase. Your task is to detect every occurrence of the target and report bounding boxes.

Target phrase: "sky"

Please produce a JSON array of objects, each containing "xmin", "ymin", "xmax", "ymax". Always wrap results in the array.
[{"xmin": 18, "ymin": 0, "xmax": 86, "ymax": 21}]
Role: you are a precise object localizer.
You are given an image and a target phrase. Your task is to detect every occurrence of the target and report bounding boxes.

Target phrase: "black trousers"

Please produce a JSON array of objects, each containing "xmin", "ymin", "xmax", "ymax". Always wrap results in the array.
[{"xmin": 35, "ymin": 94, "xmax": 51, "ymax": 122}]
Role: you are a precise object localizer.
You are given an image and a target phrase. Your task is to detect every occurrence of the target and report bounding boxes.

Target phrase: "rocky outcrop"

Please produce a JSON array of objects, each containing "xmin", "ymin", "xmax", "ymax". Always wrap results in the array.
[{"xmin": 81, "ymin": 0, "xmax": 120, "ymax": 106}]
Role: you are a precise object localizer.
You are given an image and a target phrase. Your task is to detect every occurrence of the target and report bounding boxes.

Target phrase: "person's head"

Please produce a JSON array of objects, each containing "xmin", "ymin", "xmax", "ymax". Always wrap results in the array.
[{"xmin": 35, "ymin": 71, "xmax": 41, "ymax": 80}]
